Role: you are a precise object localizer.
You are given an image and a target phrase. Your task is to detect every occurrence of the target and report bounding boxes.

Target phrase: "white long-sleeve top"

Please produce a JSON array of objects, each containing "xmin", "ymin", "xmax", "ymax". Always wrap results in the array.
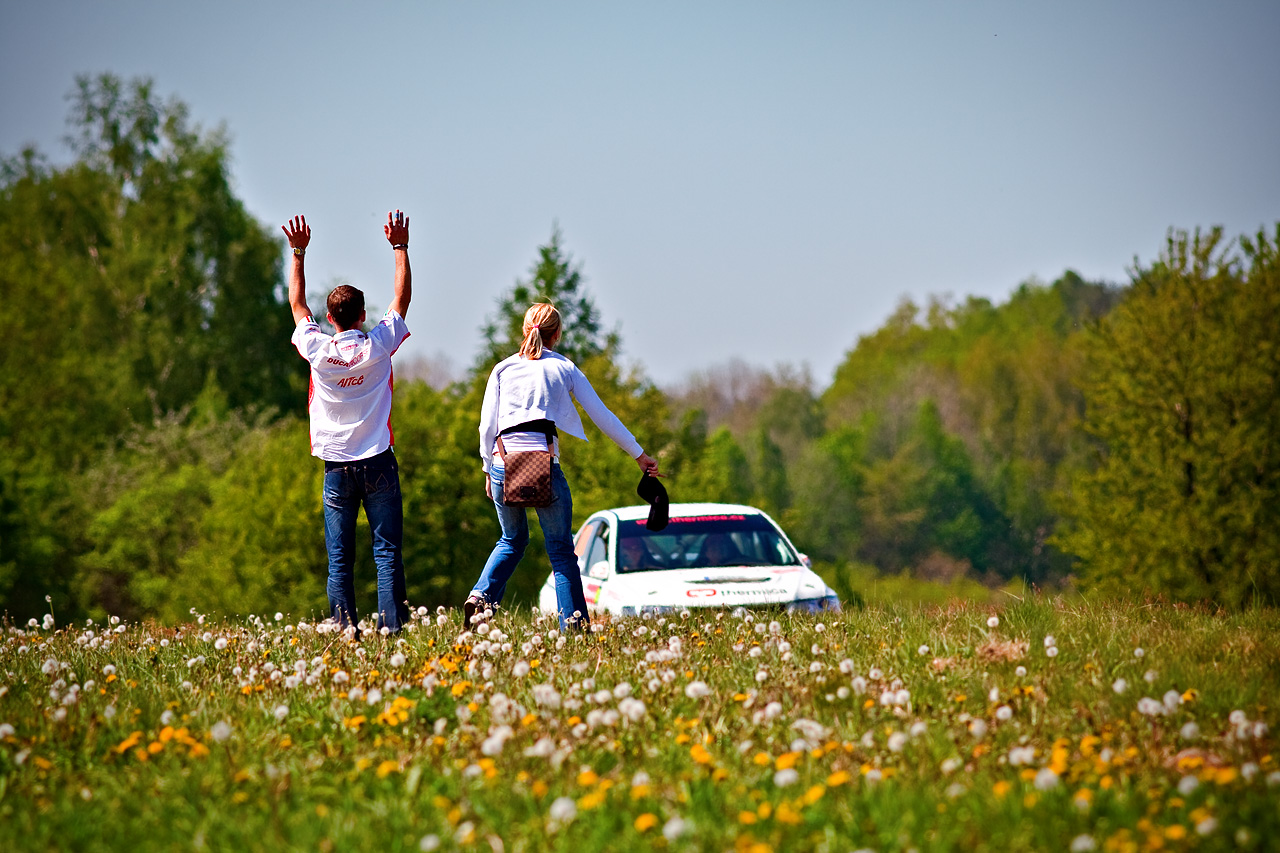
[{"xmin": 478, "ymin": 350, "xmax": 643, "ymax": 473}]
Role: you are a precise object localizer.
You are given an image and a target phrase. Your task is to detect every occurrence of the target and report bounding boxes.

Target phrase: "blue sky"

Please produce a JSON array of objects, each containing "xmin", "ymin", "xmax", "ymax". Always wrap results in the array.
[{"xmin": 3, "ymin": 1, "xmax": 1277, "ymax": 385}]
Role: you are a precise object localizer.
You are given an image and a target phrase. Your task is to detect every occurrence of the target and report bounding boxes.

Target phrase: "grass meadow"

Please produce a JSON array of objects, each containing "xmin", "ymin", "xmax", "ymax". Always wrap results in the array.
[{"xmin": 1, "ymin": 598, "xmax": 1277, "ymax": 852}]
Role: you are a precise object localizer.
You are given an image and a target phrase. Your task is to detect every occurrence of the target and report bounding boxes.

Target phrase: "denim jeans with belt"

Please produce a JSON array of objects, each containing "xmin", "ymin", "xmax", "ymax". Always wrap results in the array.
[
  {"xmin": 323, "ymin": 448, "xmax": 408, "ymax": 637},
  {"xmin": 471, "ymin": 458, "xmax": 588, "ymax": 630}
]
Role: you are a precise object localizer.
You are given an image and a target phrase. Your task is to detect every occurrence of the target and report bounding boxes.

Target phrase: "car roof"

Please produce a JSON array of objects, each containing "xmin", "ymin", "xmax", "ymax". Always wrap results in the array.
[{"xmin": 604, "ymin": 502, "xmax": 767, "ymax": 523}]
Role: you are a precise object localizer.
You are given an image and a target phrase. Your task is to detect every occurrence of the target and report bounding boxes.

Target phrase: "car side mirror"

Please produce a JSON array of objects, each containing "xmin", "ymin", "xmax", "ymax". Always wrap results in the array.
[
  {"xmin": 798, "ymin": 553, "xmax": 813, "ymax": 568},
  {"xmin": 588, "ymin": 560, "xmax": 611, "ymax": 580}
]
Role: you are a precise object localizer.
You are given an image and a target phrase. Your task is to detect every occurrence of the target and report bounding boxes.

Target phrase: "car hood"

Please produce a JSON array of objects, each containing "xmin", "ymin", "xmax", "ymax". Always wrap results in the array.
[{"xmin": 600, "ymin": 564, "xmax": 830, "ymax": 609}]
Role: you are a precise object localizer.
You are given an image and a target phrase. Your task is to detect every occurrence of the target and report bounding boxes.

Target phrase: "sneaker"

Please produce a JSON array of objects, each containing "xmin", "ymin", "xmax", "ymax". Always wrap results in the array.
[{"xmin": 463, "ymin": 594, "xmax": 485, "ymax": 627}]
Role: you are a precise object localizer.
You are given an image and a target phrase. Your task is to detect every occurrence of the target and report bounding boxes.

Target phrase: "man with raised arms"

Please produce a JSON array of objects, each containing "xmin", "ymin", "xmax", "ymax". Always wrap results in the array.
[{"xmin": 283, "ymin": 211, "xmax": 412, "ymax": 639}]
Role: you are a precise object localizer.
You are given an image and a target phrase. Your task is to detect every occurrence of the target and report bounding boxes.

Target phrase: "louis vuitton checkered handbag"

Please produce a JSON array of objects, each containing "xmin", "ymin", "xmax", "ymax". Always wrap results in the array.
[{"xmin": 496, "ymin": 435, "xmax": 554, "ymax": 508}]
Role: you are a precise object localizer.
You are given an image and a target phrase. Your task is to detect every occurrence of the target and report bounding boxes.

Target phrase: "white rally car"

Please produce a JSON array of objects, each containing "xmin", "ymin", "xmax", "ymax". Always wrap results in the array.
[{"xmin": 538, "ymin": 502, "xmax": 841, "ymax": 617}]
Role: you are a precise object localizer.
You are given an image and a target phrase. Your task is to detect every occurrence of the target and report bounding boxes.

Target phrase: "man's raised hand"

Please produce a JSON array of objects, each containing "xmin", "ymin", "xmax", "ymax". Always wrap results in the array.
[
  {"xmin": 385, "ymin": 210, "xmax": 409, "ymax": 247},
  {"xmin": 282, "ymin": 215, "xmax": 311, "ymax": 251}
]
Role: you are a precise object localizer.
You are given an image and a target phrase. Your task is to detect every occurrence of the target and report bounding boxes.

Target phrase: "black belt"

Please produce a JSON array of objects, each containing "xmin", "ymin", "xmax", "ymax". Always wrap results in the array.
[{"xmin": 323, "ymin": 447, "xmax": 396, "ymax": 471}]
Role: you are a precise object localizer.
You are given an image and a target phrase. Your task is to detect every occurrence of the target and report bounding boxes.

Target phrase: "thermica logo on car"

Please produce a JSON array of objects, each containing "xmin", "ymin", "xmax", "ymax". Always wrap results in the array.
[
  {"xmin": 635, "ymin": 515, "xmax": 747, "ymax": 525},
  {"xmin": 686, "ymin": 588, "xmax": 718, "ymax": 598}
]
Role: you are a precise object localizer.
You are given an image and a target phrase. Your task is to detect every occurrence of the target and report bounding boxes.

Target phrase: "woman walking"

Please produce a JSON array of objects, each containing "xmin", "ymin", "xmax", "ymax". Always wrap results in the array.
[{"xmin": 468, "ymin": 303, "xmax": 661, "ymax": 630}]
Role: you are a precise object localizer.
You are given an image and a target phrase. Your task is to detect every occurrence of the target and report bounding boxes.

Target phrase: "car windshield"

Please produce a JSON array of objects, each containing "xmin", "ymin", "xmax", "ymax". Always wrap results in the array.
[{"xmin": 616, "ymin": 513, "xmax": 800, "ymax": 573}]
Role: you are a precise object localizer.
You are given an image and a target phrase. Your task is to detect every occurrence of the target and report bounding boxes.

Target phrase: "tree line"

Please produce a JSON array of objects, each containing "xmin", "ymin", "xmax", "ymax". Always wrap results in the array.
[{"xmin": 2, "ymin": 75, "xmax": 1276, "ymax": 623}]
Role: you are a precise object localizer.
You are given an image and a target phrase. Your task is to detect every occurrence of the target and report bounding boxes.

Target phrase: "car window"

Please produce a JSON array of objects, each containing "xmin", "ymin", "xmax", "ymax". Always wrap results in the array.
[
  {"xmin": 616, "ymin": 513, "xmax": 800, "ymax": 573},
  {"xmin": 583, "ymin": 524, "xmax": 610, "ymax": 576},
  {"xmin": 575, "ymin": 521, "xmax": 601, "ymax": 574}
]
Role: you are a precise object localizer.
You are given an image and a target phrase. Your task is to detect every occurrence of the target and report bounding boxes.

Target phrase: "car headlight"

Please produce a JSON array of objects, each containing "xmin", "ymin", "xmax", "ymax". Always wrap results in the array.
[{"xmin": 786, "ymin": 594, "xmax": 841, "ymax": 614}]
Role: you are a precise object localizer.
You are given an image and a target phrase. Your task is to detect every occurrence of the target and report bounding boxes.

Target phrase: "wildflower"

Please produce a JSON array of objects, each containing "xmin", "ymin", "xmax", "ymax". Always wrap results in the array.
[
  {"xmin": 917, "ymin": 645, "xmax": 929, "ymax": 656},
  {"xmin": 214, "ymin": 637, "xmax": 228, "ymax": 651},
  {"xmin": 1242, "ymin": 762, "xmax": 1259, "ymax": 782},
  {"xmin": 275, "ymin": 612, "xmax": 284, "ymax": 622},
  {"xmin": 274, "ymin": 704, "xmax": 289, "ymax": 722},
  {"xmin": 634, "ymin": 813, "xmax": 658, "ymax": 833},
  {"xmin": 1143, "ymin": 669, "xmax": 1157, "ymax": 684},
  {"xmin": 1069, "ymin": 835, "xmax": 1096, "ymax": 852},
  {"xmin": 888, "ymin": 732, "xmax": 908, "ymax": 752},
  {"xmin": 211, "ymin": 721, "xmax": 232, "ymax": 743},
  {"xmin": 1015, "ymin": 666, "xmax": 1026, "ymax": 677},
  {"xmin": 0, "ymin": 723, "xmax": 13, "ymax": 739},
  {"xmin": 945, "ymin": 782, "xmax": 966, "ymax": 798},
  {"xmin": 1112, "ymin": 678, "xmax": 1127, "ymax": 694},
  {"xmin": 868, "ymin": 667, "xmax": 882, "ymax": 680},
  {"xmin": 1043, "ymin": 635, "xmax": 1055, "ymax": 648},
  {"xmin": 987, "ymin": 616, "xmax": 1000, "ymax": 628},
  {"xmin": 1180, "ymin": 721, "xmax": 1200, "ymax": 740},
  {"xmin": 389, "ymin": 653, "xmax": 406, "ymax": 669},
  {"xmin": 1195, "ymin": 818, "xmax": 1217, "ymax": 836},
  {"xmin": 1177, "ymin": 776, "xmax": 1198, "ymax": 796},
  {"xmin": 419, "ymin": 834, "xmax": 440, "ymax": 851},
  {"xmin": 774, "ymin": 768, "xmax": 799, "ymax": 786},
  {"xmin": 1133, "ymin": 647, "xmax": 1144, "ymax": 658},
  {"xmin": 332, "ymin": 671, "xmax": 349, "ymax": 685},
  {"xmin": 1228, "ymin": 709, "xmax": 1247, "ymax": 725},
  {"xmin": 1034, "ymin": 767, "xmax": 1059, "ymax": 790},
  {"xmin": 1046, "ymin": 646, "xmax": 1059, "ymax": 658},
  {"xmin": 995, "ymin": 705, "xmax": 1012, "ymax": 721},
  {"xmin": 969, "ymin": 719, "xmax": 988, "ymax": 739},
  {"xmin": 1162, "ymin": 689, "xmax": 1181, "ymax": 711},
  {"xmin": 548, "ymin": 797, "xmax": 577, "ymax": 823},
  {"xmin": 662, "ymin": 817, "xmax": 689, "ymax": 841},
  {"xmin": 1009, "ymin": 746, "xmax": 1035, "ymax": 766}
]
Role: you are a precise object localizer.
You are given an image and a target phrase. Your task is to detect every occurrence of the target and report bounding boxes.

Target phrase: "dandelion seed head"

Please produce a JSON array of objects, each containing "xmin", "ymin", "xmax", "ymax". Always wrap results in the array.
[
  {"xmin": 1069, "ymin": 835, "xmax": 1096, "ymax": 852},
  {"xmin": 987, "ymin": 616, "xmax": 1000, "ymax": 628},
  {"xmin": 995, "ymin": 705, "xmax": 1012, "ymax": 721},
  {"xmin": 211, "ymin": 721, "xmax": 232, "ymax": 743},
  {"xmin": 1133, "ymin": 647, "xmax": 1144, "ymax": 658}
]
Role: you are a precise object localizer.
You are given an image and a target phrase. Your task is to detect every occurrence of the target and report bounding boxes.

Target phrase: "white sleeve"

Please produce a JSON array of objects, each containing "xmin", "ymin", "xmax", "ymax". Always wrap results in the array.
[
  {"xmin": 478, "ymin": 365, "xmax": 501, "ymax": 473},
  {"xmin": 368, "ymin": 309, "xmax": 410, "ymax": 356},
  {"xmin": 290, "ymin": 317, "xmax": 328, "ymax": 363},
  {"xmin": 570, "ymin": 366, "xmax": 643, "ymax": 458}
]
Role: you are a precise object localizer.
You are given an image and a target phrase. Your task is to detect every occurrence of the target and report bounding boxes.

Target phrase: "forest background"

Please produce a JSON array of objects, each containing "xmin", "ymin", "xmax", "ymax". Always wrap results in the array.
[{"xmin": 1, "ymin": 76, "xmax": 1277, "ymax": 624}]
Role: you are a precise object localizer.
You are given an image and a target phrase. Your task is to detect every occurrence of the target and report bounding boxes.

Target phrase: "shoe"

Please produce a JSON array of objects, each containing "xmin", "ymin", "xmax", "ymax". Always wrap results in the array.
[{"xmin": 463, "ymin": 594, "xmax": 485, "ymax": 627}]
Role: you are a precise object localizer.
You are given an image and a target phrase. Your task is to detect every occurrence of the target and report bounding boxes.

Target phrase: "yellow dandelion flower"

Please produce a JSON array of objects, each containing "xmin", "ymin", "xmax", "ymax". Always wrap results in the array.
[
  {"xmin": 757, "ymin": 802, "xmax": 772, "ymax": 819},
  {"xmin": 738, "ymin": 811, "xmax": 758, "ymax": 825},
  {"xmin": 376, "ymin": 760, "xmax": 400, "ymax": 778},
  {"xmin": 355, "ymin": 758, "xmax": 373, "ymax": 772},
  {"xmin": 634, "ymin": 813, "xmax": 659, "ymax": 832},
  {"xmin": 1181, "ymin": 688, "xmax": 1198, "ymax": 703},
  {"xmin": 33, "ymin": 756, "xmax": 53, "ymax": 770},
  {"xmin": 233, "ymin": 769, "xmax": 252, "ymax": 783},
  {"xmin": 753, "ymin": 752, "xmax": 772, "ymax": 766},
  {"xmin": 1023, "ymin": 793, "xmax": 1038, "ymax": 808},
  {"xmin": 532, "ymin": 780, "xmax": 549, "ymax": 797},
  {"xmin": 690, "ymin": 743, "xmax": 713, "ymax": 765},
  {"xmin": 578, "ymin": 790, "xmax": 606, "ymax": 810},
  {"xmin": 188, "ymin": 742, "xmax": 210, "ymax": 758},
  {"xmin": 712, "ymin": 768, "xmax": 730, "ymax": 782},
  {"xmin": 133, "ymin": 748, "xmax": 149, "ymax": 762},
  {"xmin": 630, "ymin": 784, "xmax": 650, "ymax": 799},
  {"xmin": 115, "ymin": 731, "xmax": 143, "ymax": 754},
  {"xmin": 1213, "ymin": 767, "xmax": 1238, "ymax": 785},
  {"xmin": 993, "ymin": 781, "xmax": 1011, "ymax": 798},
  {"xmin": 775, "ymin": 752, "xmax": 800, "ymax": 770},
  {"xmin": 675, "ymin": 733, "xmax": 691, "ymax": 745},
  {"xmin": 344, "ymin": 715, "xmax": 367, "ymax": 730},
  {"xmin": 774, "ymin": 803, "xmax": 802, "ymax": 825},
  {"xmin": 1164, "ymin": 825, "xmax": 1186, "ymax": 840},
  {"xmin": 826, "ymin": 771, "xmax": 851, "ymax": 787},
  {"xmin": 450, "ymin": 681, "xmax": 471, "ymax": 698},
  {"xmin": 733, "ymin": 693, "xmax": 747, "ymax": 702},
  {"xmin": 521, "ymin": 713, "xmax": 538, "ymax": 726},
  {"xmin": 803, "ymin": 785, "xmax": 826, "ymax": 805},
  {"xmin": 315, "ymin": 804, "xmax": 329, "ymax": 817},
  {"xmin": 577, "ymin": 769, "xmax": 599, "ymax": 786}
]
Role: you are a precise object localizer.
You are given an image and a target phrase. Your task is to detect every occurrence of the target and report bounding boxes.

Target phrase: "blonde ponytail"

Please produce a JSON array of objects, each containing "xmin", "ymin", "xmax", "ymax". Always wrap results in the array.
[{"xmin": 518, "ymin": 303, "xmax": 562, "ymax": 359}]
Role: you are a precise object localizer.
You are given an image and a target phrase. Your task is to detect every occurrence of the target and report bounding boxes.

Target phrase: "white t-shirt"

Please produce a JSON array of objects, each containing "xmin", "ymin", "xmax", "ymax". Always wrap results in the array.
[{"xmin": 291, "ymin": 311, "xmax": 410, "ymax": 461}]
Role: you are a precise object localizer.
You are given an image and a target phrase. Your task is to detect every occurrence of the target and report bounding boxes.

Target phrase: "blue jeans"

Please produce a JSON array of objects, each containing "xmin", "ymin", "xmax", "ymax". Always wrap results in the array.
[
  {"xmin": 472, "ymin": 459, "xmax": 588, "ymax": 630},
  {"xmin": 322, "ymin": 449, "xmax": 408, "ymax": 637}
]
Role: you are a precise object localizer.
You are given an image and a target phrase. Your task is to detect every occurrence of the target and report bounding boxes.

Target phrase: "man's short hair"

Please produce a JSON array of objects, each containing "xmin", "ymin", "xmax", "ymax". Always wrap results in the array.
[{"xmin": 327, "ymin": 285, "xmax": 365, "ymax": 331}]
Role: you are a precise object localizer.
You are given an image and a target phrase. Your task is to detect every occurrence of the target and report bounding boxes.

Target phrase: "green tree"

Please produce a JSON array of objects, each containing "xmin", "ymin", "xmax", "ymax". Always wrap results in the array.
[
  {"xmin": 477, "ymin": 225, "xmax": 616, "ymax": 369},
  {"xmin": 0, "ymin": 73, "xmax": 303, "ymax": 619},
  {"xmin": 1056, "ymin": 226, "xmax": 1280, "ymax": 606}
]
